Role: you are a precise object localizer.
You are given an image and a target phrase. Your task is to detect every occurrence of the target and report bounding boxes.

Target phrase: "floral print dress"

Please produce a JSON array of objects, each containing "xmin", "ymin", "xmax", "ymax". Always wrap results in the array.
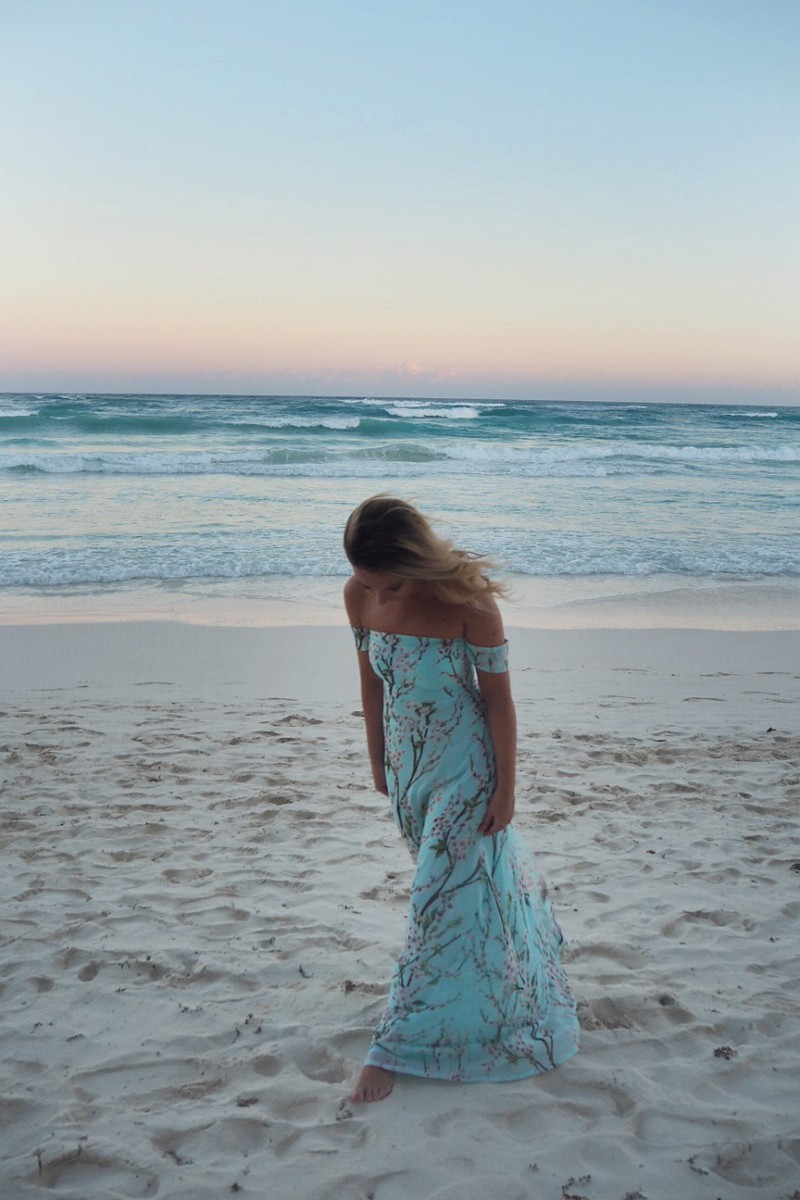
[{"xmin": 352, "ymin": 628, "xmax": 580, "ymax": 1082}]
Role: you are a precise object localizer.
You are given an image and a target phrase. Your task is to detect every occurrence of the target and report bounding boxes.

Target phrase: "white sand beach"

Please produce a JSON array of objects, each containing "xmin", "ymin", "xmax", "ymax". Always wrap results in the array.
[{"xmin": 1, "ymin": 620, "xmax": 799, "ymax": 1199}]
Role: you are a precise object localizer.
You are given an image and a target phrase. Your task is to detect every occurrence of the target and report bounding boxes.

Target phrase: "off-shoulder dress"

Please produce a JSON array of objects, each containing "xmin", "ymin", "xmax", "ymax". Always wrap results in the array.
[{"xmin": 352, "ymin": 627, "xmax": 579, "ymax": 1082}]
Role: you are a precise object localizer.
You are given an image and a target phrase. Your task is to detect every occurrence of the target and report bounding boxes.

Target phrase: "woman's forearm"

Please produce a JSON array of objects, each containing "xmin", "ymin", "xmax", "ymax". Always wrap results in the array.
[
  {"xmin": 478, "ymin": 685, "xmax": 517, "ymax": 834},
  {"xmin": 485, "ymin": 695, "xmax": 517, "ymax": 794},
  {"xmin": 478, "ymin": 669, "xmax": 517, "ymax": 795},
  {"xmin": 360, "ymin": 673, "xmax": 386, "ymax": 785},
  {"xmin": 363, "ymin": 690, "xmax": 385, "ymax": 771}
]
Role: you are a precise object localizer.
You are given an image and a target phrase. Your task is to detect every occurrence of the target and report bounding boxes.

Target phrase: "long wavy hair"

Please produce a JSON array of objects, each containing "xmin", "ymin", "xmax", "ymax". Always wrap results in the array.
[{"xmin": 343, "ymin": 495, "xmax": 506, "ymax": 609}]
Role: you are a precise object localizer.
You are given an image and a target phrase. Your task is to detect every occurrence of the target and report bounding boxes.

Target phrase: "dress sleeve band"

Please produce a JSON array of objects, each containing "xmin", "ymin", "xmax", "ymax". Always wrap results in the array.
[
  {"xmin": 351, "ymin": 625, "xmax": 370, "ymax": 652},
  {"xmin": 466, "ymin": 640, "xmax": 509, "ymax": 673}
]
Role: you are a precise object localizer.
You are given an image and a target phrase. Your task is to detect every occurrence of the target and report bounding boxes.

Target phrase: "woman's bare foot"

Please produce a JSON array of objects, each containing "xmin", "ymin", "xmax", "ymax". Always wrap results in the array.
[{"xmin": 351, "ymin": 1065, "xmax": 394, "ymax": 1102}]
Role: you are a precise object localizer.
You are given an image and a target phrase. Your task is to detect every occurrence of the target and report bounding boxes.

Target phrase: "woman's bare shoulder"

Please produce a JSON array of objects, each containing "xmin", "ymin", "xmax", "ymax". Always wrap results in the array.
[
  {"xmin": 343, "ymin": 575, "xmax": 364, "ymax": 624},
  {"xmin": 462, "ymin": 596, "xmax": 506, "ymax": 647}
]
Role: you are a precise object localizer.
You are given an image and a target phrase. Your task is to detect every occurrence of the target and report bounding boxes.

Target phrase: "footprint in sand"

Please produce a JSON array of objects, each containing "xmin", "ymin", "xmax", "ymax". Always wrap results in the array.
[
  {"xmin": 251, "ymin": 1053, "xmax": 284, "ymax": 1077},
  {"xmin": 661, "ymin": 909, "xmax": 751, "ymax": 936},
  {"xmin": 577, "ymin": 995, "xmax": 638, "ymax": 1030},
  {"xmin": 153, "ymin": 1115, "xmax": 268, "ymax": 1161},
  {"xmin": 292, "ymin": 1044, "xmax": 351, "ymax": 1084},
  {"xmin": 162, "ymin": 867, "xmax": 213, "ymax": 883},
  {"xmin": 34, "ymin": 1149, "xmax": 158, "ymax": 1195},
  {"xmin": 275, "ymin": 715, "xmax": 324, "ymax": 727}
]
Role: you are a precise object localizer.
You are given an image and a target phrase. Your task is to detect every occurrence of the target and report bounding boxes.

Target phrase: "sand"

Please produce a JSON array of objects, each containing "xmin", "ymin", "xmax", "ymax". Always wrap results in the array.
[{"xmin": 1, "ymin": 621, "xmax": 799, "ymax": 1199}]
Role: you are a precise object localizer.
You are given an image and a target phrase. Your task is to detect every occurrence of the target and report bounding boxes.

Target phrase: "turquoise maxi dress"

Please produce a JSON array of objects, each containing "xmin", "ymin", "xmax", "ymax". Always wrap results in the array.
[{"xmin": 352, "ymin": 627, "xmax": 580, "ymax": 1082}]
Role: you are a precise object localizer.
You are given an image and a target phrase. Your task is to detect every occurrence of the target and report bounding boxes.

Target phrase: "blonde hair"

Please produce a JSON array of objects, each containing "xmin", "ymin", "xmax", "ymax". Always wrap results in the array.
[{"xmin": 343, "ymin": 495, "xmax": 507, "ymax": 609}]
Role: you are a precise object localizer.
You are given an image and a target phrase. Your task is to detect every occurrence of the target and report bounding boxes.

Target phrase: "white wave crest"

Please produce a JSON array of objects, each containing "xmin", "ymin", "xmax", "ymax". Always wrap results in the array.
[
  {"xmin": 723, "ymin": 410, "xmax": 779, "ymax": 419},
  {"xmin": 385, "ymin": 404, "xmax": 481, "ymax": 420},
  {"xmin": 0, "ymin": 448, "xmax": 626, "ymax": 480},
  {"xmin": 227, "ymin": 415, "xmax": 360, "ymax": 430},
  {"xmin": 442, "ymin": 441, "xmax": 800, "ymax": 465},
  {"xmin": 3, "ymin": 538, "xmax": 799, "ymax": 588},
  {"xmin": 338, "ymin": 398, "xmax": 506, "ymax": 412},
  {"xmin": 0, "ymin": 450, "xmax": 271, "ymax": 475},
  {"xmin": 2, "ymin": 438, "xmax": 797, "ymax": 479}
]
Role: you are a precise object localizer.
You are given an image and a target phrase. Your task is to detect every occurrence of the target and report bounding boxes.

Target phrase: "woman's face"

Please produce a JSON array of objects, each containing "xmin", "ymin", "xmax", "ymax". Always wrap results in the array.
[{"xmin": 352, "ymin": 567, "xmax": 424, "ymax": 608}]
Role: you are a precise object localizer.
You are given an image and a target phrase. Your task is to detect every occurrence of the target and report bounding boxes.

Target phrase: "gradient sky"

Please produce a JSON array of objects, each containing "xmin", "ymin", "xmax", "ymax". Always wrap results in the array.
[{"xmin": 1, "ymin": 0, "xmax": 798, "ymax": 400}]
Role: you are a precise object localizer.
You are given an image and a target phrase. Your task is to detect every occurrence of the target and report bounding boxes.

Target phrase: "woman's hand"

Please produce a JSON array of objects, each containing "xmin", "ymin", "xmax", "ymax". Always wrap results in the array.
[
  {"xmin": 479, "ymin": 788, "xmax": 514, "ymax": 836},
  {"xmin": 372, "ymin": 763, "xmax": 389, "ymax": 796}
]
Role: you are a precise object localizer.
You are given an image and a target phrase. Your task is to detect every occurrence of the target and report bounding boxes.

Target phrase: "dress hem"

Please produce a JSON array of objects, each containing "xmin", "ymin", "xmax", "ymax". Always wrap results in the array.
[{"xmin": 364, "ymin": 1039, "xmax": 580, "ymax": 1084}]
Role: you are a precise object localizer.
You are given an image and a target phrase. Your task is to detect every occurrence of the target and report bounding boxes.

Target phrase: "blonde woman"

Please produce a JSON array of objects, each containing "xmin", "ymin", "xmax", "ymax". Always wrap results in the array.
[{"xmin": 343, "ymin": 496, "xmax": 579, "ymax": 1102}]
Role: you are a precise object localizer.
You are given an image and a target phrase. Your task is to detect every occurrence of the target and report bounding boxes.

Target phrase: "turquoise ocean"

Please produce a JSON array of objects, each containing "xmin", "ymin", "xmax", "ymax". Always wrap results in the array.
[{"xmin": 1, "ymin": 393, "xmax": 798, "ymax": 626}]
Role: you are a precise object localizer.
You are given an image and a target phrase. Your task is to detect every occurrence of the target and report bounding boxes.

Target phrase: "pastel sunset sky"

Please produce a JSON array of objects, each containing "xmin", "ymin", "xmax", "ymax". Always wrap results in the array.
[{"xmin": 2, "ymin": 0, "xmax": 798, "ymax": 400}]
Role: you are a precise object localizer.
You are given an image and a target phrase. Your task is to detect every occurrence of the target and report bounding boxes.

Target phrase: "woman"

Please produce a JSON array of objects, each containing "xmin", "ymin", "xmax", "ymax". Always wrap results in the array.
[{"xmin": 343, "ymin": 495, "xmax": 579, "ymax": 1102}]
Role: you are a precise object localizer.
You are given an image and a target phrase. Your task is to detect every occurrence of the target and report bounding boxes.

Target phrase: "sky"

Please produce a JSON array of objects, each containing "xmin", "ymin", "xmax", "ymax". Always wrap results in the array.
[{"xmin": 1, "ymin": 0, "xmax": 799, "ymax": 401}]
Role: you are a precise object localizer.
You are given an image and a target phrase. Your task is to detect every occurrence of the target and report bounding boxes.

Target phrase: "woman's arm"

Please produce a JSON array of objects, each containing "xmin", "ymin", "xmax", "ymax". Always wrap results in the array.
[
  {"xmin": 344, "ymin": 577, "xmax": 388, "ymax": 795},
  {"xmin": 476, "ymin": 670, "xmax": 516, "ymax": 834},
  {"xmin": 464, "ymin": 599, "xmax": 516, "ymax": 835},
  {"xmin": 357, "ymin": 652, "xmax": 388, "ymax": 795}
]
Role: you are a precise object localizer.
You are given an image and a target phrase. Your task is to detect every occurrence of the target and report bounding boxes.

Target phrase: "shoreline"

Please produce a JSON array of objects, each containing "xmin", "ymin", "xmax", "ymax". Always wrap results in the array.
[
  {"xmin": 2, "ymin": 621, "xmax": 797, "ymax": 741},
  {"xmin": 2, "ymin": 571, "xmax": 800, "ymax": 632}
]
